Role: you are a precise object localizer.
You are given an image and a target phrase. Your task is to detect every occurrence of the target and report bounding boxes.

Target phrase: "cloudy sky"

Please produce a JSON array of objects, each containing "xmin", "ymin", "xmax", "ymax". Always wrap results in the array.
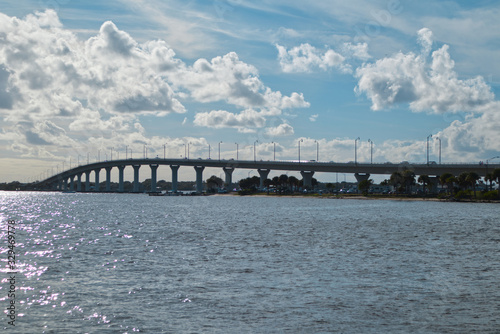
[{"xmin": 1, "ymin": 0, "xmax": 499, "ymax": 183}]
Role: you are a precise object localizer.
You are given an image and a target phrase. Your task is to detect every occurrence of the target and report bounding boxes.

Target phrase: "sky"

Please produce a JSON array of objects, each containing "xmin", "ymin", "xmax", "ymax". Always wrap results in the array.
[{"xmin": 1, "ymin": 0, "xmax": 500, "ymax": 183}]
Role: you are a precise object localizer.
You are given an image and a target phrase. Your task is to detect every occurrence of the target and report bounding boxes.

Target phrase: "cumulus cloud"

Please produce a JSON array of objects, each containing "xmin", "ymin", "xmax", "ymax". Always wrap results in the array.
[
  {"xmin": 193, "ymin": 109, "xmax": 266, "ymax": 132},
  {"xmin": 417, "ymin": 27, "xmax": 433, "ymax": 56},
  {"xmin": 265, "ymin": 123, "xmax": 294, "ymax": 137},
  {"xmin": 309, "ymin": 114, "xmax": 319, "ymax": 122},
  {"xmin": 342, "ymin": 42, "xmax": 371, "ymax": 61},
  {"xmin": 355, "ymin": 29, "xmax": 495, "ymax": 114},
  {"xmin": 276, "ymin": 43, "xmax": 349, "ymax": 73},
  {"xmin": 0, "ymin": 10, "xmax": 310, "ymax": 163}
]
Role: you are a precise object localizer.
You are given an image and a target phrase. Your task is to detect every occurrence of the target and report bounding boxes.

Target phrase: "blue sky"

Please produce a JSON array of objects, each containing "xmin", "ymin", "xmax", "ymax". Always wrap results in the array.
[{"xmin": 1, "ymin": 0, "xmax": 500, "ymax": 183}]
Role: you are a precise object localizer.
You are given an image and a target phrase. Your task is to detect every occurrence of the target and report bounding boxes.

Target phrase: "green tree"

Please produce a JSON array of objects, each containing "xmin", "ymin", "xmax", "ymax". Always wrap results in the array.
[
  {"xmin": 390, "ymin": 171, "xmax": 403, "ymax": 193},
  {"xmin": 418, "ymin": 174, "xmax": 431, "ymax": 195},
  {"xmin": 402, "ymin": 170, "xmax": 416, "ymax": 195},
  {"xmin": 493, "ymin": 168, "xmax": 500, "ymax": 199},
  {"xmin": 465, "ymin": 172, "xmax": 480, "ymax": 198},
  {"xmin": 206, "ymin": 175, "xmax": 223, "ymax": 190},
  {"xmin": 358, "ymin": 179, "xmax": 374, "ymax": 196},
  {"xmin": 288, "ymin": 176, "xmax": 299, "ymax": 192}
]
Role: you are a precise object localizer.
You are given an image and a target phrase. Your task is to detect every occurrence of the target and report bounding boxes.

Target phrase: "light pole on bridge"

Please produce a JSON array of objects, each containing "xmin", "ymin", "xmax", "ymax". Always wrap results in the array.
[
  {"xmin": 298, "ymin": 139, "xmax": 303, "ymax": 163},
  {"xmin": 368, "ymin": 139, "xmax": 373, "ymax": 164},
  {"xmin": 235, "ymin": 143, "xmax": 238, "ymax": 160},
  {"xmin": 254, "ymin": 140, "xmax": 258, "ymax": 161},
  {"xmin": 219, "ymin": 141, "xmax": 222, "ymax": 161},
  {"xmin": 272, "ymin": 141, "xmax": 276, "ymax": 161},
  {"xmin": 354, "ymin": 137, "xmax": 360, "ymax": 165},
  {"xmin": 435, "ymin": 137, "xmax": 441, "ymax": 164},
  {"xmin": 314, "ymin": 140, "xmax": 319, "ymax": 161},
  {"xmin": 427, "ymin": 134, "xmax": 432, "ymax": 165}
]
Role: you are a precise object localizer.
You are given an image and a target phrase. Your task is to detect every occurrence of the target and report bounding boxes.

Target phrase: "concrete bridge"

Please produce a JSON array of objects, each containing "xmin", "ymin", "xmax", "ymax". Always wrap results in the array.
[{"xmin": 33, "ymin": 158, "xmax": 499, "ymax": 193}]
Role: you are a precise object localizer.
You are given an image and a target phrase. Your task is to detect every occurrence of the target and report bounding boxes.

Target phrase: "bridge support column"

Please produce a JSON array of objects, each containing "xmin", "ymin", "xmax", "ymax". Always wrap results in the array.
[
  {"xmin": 300, "ymin": 171, "xmax": 315, "ymax": 189},
  {"xmin": 69, "ymin": 176, "xmax": 74, "ymax": 191},
  {"xmin": 133, "ymin": 165, "xmax": 141, "ymax": 192},
  {"xmin": 354, "ymin": 173, "xmax": 370, "ymax": 183},
  {"xmin": 223, "ymin": 167, "xmax": 234, "ymax": 190},
  {"xmin": 258, "ymin": 169, "xmax": 270, "ymax": 189},
  {"xmin": 150, "ymin": 164, "xmax": 159, "ymax": 193},
  {"xmin": 85, "ymin": 171, "xmax": 91, "ymax": 191},
  {"xmin": 63, "ymin": 177, "xmax": 68, "ymax": 191},
  {"xmin": 194, "ymin": 166, "xmax": 205, "ymax": 193},
  {"xmin": 58, "ymin": 179, "xmax": 63, "ymax": 191},
  {"xmin": 118, "ymin": 166, "xmax": 125, "ymax": 192},
  {"xmin": 105, "ymin": 167, "xmax": 113, "ymax": 192},
  {"xmin": 77, "ymin": 173, "xmax": 82, "ymax": 192},
  {"xmin": 94, "ymin": 168, "xmax": 101, "ymax": 192},
  {"xmin": 170, "ymin": 165, "xmax": 179, "ymax": 192}
]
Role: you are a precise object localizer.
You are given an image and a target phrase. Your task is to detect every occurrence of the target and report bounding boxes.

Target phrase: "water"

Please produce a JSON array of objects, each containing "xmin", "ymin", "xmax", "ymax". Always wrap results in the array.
[{"xmin": 1, "ymin": 192, "xmax": 499, "ymax": 333}]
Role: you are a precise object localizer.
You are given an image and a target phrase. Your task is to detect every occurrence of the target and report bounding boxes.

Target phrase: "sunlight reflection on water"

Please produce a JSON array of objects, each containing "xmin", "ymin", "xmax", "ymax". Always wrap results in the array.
[{"xmin": 1, "ymin": 191, "xmax": 499, "ymax": 333}]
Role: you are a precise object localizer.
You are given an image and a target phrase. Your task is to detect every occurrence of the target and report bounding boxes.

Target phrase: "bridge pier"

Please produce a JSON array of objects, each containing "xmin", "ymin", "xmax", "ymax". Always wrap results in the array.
[
  {"xmin": 194, "ymin": 166, "xmax": 205, "ymax": 193},
  {"xmin": 85, "ymin": 171, "xmax": 91, "ymax": 191},
  {"xmin": 258, "ymin": 169, "xmax": 270, "ymax": 189},
  {"xmin": 354, "ymin": 173, "xmax": 371, "ymax": 183},
  {"xmin": 69, "ymin": 176, "xmax": 75, "ymax": 191},
  {"xmin": 133, "ymin": 165, "xmax": 141, "ymax": 192},
  {"xmin": 170, "ymin": 165, "xmax": 179, "ymax": 192},
  {"xmin": 105, "ymin": 167, "xmax": 113, "ymax": 192},
  {"xmin": 77, "ymin": 173, "xmax": 82, "ymax": 192},
  {"xmin": 94, "ymin": 168, "xmax": 101, "ymax": 192},
  {"xmin": 150, "ymin": 164, "xmax": 159, "ymax": 193},
  {"xmin": 223, "ymin": 167, "xmax": 234, "ymax": 190},
  {"xmin": 300, "ymin": 171, "xmax": 315, "ymax": 189},
  {"xmin": 118, "ymin": 166, "xmax": 125, "ymax": 192},
  {"xmin": 58, "ymin": 179, "xmax": 63, "ymax": 191}
]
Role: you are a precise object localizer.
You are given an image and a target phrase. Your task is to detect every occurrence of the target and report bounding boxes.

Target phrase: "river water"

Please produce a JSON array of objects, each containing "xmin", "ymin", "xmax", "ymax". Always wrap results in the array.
[{"xmin": 1, "ymin": 192, "xmax": 499, "ymax": 333}]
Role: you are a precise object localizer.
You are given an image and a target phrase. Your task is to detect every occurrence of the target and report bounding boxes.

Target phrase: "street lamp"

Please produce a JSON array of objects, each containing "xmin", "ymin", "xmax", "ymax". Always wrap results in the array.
[
  {"xmin": 435, "ymin": 137, "xmax": 441, "ymax": 164},
  {"xmin": 298, "ymin": 139, "xmax": 303, "ymax": 163},
  {"xmin": 98, "ymin": 149, "xmax": 100, "ymax": 162},
  {"xmin": 125, "ymin": 146, "xmax": 128, "ymax": 160},
  {"xmin": 235, "ymin": 143, "xmax": 238, "ymax": 160},
  {"xmin": 183, "ymin": 143, "xmax": 186, "ymax": 159},
  {"xmin": 355, "ymin": 137, "xmax": 360, "ymax": 164},
  {"xmin": 427, "ymin": 134, "xmax": 432, "ymax": 164},
  {"xmin": 163, "ymin": 144, "xmax": 166, "ymax": 159},
  {"xmin": 314, "ymin": 140, "xmax": 319, "ymax": 161},
  {"xmin": 208, "ymin": 144, "xmax": 211, "ymax": 159},
  {"xmin": 254, "ymin": 140, "xmax": 258, "ymax": 161},
  {"xmin": 272, "ymin": 141, "xmax": 276, "ymax": 161},
  {"xmin": 111, "ymin": 147, "xmax": 114, "ymax": 161},
  {"xmin": 219, "ymin": 141, "xmax": 222, "ymax": 161},
  {"xmin": 368, "ymin": 139, "xmax": 373, "ymax": 164},
  {"xmin": 188, "ymin": 142, "xmax": 191, "ymax": 159}
]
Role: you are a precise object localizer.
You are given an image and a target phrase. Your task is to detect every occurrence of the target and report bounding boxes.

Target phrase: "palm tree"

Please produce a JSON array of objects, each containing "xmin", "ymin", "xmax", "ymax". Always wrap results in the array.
[
  {"xmin": 390, "ymin": 171, "xmax": 403, "ymax": 193},
  {"xmin": 288, "ymin": 176, "xmax": 299, "ymax": 193},
  {"xmin": 418, "ymin": 174, "xmax": 431, "ymax": 195},
  {"xmin": 493, "ymin": 168, "xmax": 500, "ymax": 199},
  {"xmin": 402, "ymin": 170, "xmax": 416, "ymax": 195},
  {"xmin": 465, "ymin": 172, "xmax": 480, "ymax": 198},
  {"xmin": 439, "ymin": 173, "xmax": 456, "ymax": 195},
  {"xmin": 484, "ymin": 173, "xmax": 494, "ymax": 192}
]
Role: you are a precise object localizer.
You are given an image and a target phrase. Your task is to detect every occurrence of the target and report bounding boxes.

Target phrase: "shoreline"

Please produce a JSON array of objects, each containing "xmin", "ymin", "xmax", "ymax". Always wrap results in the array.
[{"xmin": 216, "ymin": 193, "xmax": 499, "ymax": 203}]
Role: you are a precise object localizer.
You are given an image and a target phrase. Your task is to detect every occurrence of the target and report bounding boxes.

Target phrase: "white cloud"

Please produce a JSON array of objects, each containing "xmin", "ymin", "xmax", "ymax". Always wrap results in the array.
[
  {"xmin": 193, "ymin": 109, "xmax": 266, "ymax": 132},
  {"xmin": 342, "ymin": 42, "xmax": 371, "ymax": 61},
  {"xmin": 355, "ymin": 29, "xmax": 495, "ymax": 114},
  {"xmin": 276, "ymin": 43, "xmax": 349, "ymax": 73},
  {"xmin": 417, "ymin": 27, "xmax": 433, "ymax": 56},
  {"xmin": 309, "ymin": 114, "xmax": 318, "ymax": 122},
  {"xmin": 265, "ymin": 123, "xmax": 294, "ymax": 137}
]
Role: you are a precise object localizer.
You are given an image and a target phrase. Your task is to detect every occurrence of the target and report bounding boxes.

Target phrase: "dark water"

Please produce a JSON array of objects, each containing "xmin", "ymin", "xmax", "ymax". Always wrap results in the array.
[{"xmin": 1, "ymin": 192, "xmax": 499, "ymax": 333}]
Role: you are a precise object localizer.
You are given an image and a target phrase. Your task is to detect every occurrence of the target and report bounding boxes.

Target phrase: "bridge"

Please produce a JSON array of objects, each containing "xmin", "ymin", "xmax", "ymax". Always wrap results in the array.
[{"xmin": 31, "ymin": 158, "xmax": 500, "ymax": 193}]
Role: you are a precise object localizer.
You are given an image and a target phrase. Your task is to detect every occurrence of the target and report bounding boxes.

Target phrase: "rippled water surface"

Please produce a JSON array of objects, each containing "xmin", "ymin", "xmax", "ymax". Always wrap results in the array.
[{"xmin": 1, "ymin": 192, "xmax": 500, "ymax": 333}]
